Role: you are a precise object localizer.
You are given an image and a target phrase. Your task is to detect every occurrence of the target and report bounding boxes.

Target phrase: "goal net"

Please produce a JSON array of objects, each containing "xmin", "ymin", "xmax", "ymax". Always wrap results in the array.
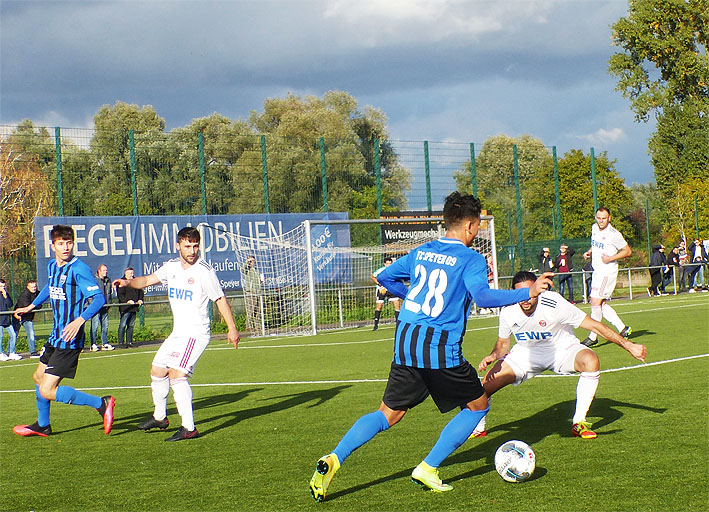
[{"xmin": 203, "ymin": 215, "xmax": 497, "ymax": 337}]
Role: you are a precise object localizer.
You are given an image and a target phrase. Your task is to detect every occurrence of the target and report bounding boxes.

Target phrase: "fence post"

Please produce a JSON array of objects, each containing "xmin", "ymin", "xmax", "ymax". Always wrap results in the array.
[
  {"xmin": 260, "ymin": 135, "xmax": 270, "ymax": 214},
  {"xmin": 374, "ymin": 138, "xmax": 382, "ymax": 217},
  {"xmin": 54, "ymin": 127, "xmax": 64, "ymax": 216},
  {"xmin": 695, "ymin": 195, "xmax": 700, "ymax": 239},
  {"xmin": 553, "ymin": 146, "xmax": 561, "ymax": 239},
  {"xmin": 590, "ymin": 147, "xmax": 598, "ymax": 212},
  {"xmin": 645, "ymin": 198, "xmax": 651, "ymax": 263},
  {"xmin": 129, "ymin": 130, "xmax": 138, "ymax": 215},
  {"xmin": 423, "ymin": 140, "xmax": 432, "ymax": 212},
  {"xmin": 469, "ymin": 142, "xmax": 478, "ymax": 197},
  {"xmin": 198, "ymin": 132, "xmax": 207, "ymax": 214},
  {"xmin": 513, "ymin": 144, "xmax": 524, "ymax": 265},
  {"xmin": 320, "ymin": 137, "xmax": 328, "ymax": 212}
]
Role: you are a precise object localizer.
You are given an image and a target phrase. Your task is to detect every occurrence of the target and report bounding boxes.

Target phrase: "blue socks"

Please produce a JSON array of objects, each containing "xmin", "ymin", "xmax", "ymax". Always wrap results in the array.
[
  {"xmin": 424, "ymin": 407, "xmax": 489, "ymax": 468},
  {"xmin": 55, "ymin": 386, "xmax": 102, "ymax": 409},
  {"xmin": 333, "ymin": 410, "xmax": 390, "ymax": 463},
  {"xmin": 36, "ymin": 385, "xmax": 51, "ymax": 427}
]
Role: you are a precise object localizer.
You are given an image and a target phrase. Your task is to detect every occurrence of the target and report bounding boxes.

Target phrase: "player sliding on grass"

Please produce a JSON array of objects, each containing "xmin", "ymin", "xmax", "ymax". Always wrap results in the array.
[
  {"xmin": 13, "ymin": 225, "xmax": 115, "ymax": 438},
  {"xmin": 471, "ymin": 271, "xmax": 647, "ymax": 440},
  {"xmin": 309, "ymin": 192, "xmax": 553, "ymax": 501},
  {"xmin": 113, "ymin": 226, "xmax": 240, "ymax": 442}
]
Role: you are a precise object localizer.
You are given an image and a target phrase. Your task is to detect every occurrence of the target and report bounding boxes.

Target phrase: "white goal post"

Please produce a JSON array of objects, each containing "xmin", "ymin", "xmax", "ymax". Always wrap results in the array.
[{"xmin": 207, "ymin": 215, "xmax": 497, "ymax": 337}]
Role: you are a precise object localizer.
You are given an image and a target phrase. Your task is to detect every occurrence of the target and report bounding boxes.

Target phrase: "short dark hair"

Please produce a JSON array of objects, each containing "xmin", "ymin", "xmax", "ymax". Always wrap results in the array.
[
  {"xmin": 50, "ymin": 224, "xmax": 74, "ymax": 242},
  {"xmin": 512, "ymin": 271, "xmax": 537, "ymax": 288},
  {"xmin": 383, "ymin": 257, "xmax": 393, "ymax": 264},
  {"xmin": 596, "ymin": 206, "xmax": 611, "ymax": 215},
  {"xmin": 0, "ymin": 278, "xmax": 6, "ymax": 285},
  {"xmin": 27, "ymin": 279, "xmax": 37, "ymax": 285},
  {"xmin": 123, "ymin": 267, "xmax": 134, "ymax": 277},
  {"xmin": 443, "ymin": 191, "xmax": 482, "ymax": 227},
  {"xmin": 177, "ymin": 226, "xmax": 200, "ymax": 243}
]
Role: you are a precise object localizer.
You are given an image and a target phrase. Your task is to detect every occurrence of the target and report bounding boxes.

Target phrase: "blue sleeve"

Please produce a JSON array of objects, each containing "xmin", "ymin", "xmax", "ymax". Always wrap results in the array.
[
  {"xmin": 463, "ymin": 254, "xmax": 531, "ymax": 307},
  {"xmin": 376, "ymin": 253, "xmax": 413, "ymax": 299},
  {"xmin": 32, "ymin": 285, "xmax": 50, "ymax": 307},
  {"xmin": 81, "ymin": 293, "xmax": 105, "ymax": 322}
]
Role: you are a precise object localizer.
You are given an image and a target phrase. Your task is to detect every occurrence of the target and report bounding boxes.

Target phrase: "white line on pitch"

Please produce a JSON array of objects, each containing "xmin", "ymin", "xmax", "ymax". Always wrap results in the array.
[{"xmin": 1, "ymin": 354, "xmax": 706, "ymax": 393}]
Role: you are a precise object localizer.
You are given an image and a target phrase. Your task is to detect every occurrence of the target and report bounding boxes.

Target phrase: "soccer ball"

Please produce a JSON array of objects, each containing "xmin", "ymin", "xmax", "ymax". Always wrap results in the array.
[{"xmin": 494, "ymin": 440, "xmax": 536, "ymax": 482}]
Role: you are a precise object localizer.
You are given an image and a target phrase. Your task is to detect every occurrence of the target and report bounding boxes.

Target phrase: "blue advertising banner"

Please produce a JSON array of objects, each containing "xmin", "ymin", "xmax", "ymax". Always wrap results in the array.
[{"xmin": 34, "ymin": 213, "xmax": 350, "ymax": 295}]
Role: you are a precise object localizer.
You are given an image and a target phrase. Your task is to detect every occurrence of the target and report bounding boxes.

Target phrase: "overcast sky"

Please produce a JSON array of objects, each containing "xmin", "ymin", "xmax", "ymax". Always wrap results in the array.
[{"xmin": 1, "ymin": 0, "xmax": 656, "ymax": 187}]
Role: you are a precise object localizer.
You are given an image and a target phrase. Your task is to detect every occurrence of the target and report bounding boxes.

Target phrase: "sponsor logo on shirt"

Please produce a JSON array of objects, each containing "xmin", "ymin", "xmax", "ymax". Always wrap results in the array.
[
  {"xmin": 49, "ymin": 286, "xmax": 67, "ymax": 300},
  {"xmin": 87, "ymin": 285, "xmax": 99, "ymax": 291},
  {"xmin": 168, "ymin": 287, "xmax": 193, "ymax": 301},
  {"xmin": 514, "ymin": 331, "xmax": 553, "ymax": 341}
]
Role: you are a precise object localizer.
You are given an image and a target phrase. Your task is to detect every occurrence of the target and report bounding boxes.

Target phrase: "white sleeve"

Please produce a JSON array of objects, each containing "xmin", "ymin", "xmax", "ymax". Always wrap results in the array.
[
  {"xmin": 498, "ymin": 307, "xmax": 513, "ymax": 339},
  {"xmin": 612, "ymin": 228, "xmax": 628, "ymax": 252},
  {"xmin": 154, "ymin": 261, "xmax": 170, "ymax": 286},
  {"xmin": 556, "ymin": 296, "xmax": 587, "ymax": 328},
  {"xmin": 204, "ymin": 268, "xmax": 225, "ymax": 302}
]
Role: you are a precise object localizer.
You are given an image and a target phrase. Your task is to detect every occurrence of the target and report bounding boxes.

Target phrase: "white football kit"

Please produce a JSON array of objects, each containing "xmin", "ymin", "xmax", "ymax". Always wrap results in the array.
[
  {"xmin": 498, "ymin": 290, "xmax": 588, "ymax": 384},
  {"xmin": 589, "ymin": 222, "xmax": 628, "ymax": 299},
  {"xmin": 152, "ymin": 257, "xmax": 225, "ymax": 375}
]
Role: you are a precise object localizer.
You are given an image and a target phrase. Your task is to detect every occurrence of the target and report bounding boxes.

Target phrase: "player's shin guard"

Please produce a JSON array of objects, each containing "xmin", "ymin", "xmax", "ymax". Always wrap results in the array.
[
  {"xmin": 55, "ymin": 386, "xmax": 102, "ymax": 409},
  {"xmin": 572, "ymin": 371, "xmax": 600, "ymax": 424},
  {"xmin": 170, "ymin": 377, "xmax": 194, "ymax": 431},
  {"xmin": 424, "ymin": 406, "xmax": 489, "ymax": 468},
  {"xmin": 601, "ymin": 303, "xmax": 624, "ymax": 332},
  {"xmin": 151, "ymin": 375, "xmax": 170, "ymax": 420},
  {"xmin": 588, "ymin": 305, "xmax": 602, "ymax": 341},
  {"xmin": 333, "ymin": 410, "xmax": 390, "ymax": 464},
  {"xmin": 36, "ymin": 385, "xmax": 51, "ymax": 427}
]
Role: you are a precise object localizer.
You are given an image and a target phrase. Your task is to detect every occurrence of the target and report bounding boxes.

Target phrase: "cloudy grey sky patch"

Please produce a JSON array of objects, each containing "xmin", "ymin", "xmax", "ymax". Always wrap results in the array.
[{"xmin": 1, "ymin": 0, "xmax": 655, "ymax": 185}]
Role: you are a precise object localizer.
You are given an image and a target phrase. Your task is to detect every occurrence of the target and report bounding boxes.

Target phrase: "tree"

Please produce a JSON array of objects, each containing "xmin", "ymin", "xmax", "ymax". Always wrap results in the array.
[{"xmin": 608, "ymin": 0, "xmax": 708, "ymax": 122}]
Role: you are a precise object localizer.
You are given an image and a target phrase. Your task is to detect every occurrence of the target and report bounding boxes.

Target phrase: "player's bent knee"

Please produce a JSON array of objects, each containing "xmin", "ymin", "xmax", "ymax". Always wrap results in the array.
[{"xmin": 575, "ymin": 349, "xmax": 600, "ymax": 372}]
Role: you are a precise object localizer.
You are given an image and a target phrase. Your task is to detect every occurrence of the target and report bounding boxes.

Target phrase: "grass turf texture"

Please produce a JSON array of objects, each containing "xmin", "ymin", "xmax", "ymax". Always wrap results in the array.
[{"xmin": 0, "ymin": 294, "xmax": 707, "ymax": 511}]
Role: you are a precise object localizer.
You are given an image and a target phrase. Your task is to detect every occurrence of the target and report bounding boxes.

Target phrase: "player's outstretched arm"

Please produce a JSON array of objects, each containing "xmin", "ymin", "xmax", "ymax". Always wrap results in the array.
[
  {"xmin": 579, "ymin": 316, "xmax": 646, "ymax": 362},
  {"xmin": 113, "ymin": 274, "xmax": 161, "ymax": 290},
  {"xmin": 215, "ymin": 296, "xmax": 240, "ymax": 349},
  {"xmin": 528, "ymin": 272, "xmax": 554, "ymax": 298},
  {"xmin": 478, "ymin": 337, "xmax": 511, "ymax": 372}
]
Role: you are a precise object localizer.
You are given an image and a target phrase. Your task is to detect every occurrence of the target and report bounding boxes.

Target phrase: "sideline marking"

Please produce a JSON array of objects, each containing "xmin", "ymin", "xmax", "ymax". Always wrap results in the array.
[{"xmin": 1, "ymin": 354, "xmax": 706, "ymax": 393}]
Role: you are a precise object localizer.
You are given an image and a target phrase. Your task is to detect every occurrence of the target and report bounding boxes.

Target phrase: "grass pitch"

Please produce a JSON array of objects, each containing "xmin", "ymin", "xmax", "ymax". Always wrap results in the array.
[{"xmin": 1, "ymin": 293, "xmax": 707, "ymax": 511}]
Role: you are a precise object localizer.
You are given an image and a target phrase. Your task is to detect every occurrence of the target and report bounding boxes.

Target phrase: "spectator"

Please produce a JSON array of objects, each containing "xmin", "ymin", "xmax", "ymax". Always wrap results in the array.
[
  {"xmin": 648, "ymin": 245, "xmax": 667, "ymax": 296},
  {"xmin": 686, "ymin": 238, "xmax": 708, "ymax": 292},
  {"xmin": 371, "ymin": 257, "xmax": 401, "ymax": 331},
  {"xmin": 116, "ymin": 267, "xmax": 144, "ymax": 348},
  {"xmin": 89, "ymin": 264, "xmax": 114, "ymax": 351},
  {"xmin": 0, "ymin": 279, "xmax": 21, "ymax": 361},
  {"xmin": 14, "ymin": 280, "xmax": 40, "ymax": 357},
  {"xmin": 554, "ymin": 244, "xmax": 576, "ymax": 303},
  {"xmin": 538, "ymin": 247, "xmax": 555, "ymax": 274},
  {"xmin": 678, "ymin": 240, "xmax": 689, "ymax": 291},
  {"xmin": 242, "ymin": 255, "xmax": 263, "ymax": 333},
  {"xmin": 666, "ymin": 246, "xmax": 681, "ymax": 291}
]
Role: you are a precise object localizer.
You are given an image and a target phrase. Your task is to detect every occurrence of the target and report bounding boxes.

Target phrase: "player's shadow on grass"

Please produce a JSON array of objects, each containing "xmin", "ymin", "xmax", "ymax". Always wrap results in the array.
[
  {"xmin": 197, "ymin": 385, "xmax": 351, "ymax": 436},
  {"xmin": 446, "ymin": 397, "xmax": 666, "ymax": 480}
]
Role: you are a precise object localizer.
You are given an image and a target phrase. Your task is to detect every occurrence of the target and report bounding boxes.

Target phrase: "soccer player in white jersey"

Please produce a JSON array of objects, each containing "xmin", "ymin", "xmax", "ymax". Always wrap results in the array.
[
  {"xmin": 581, "ymin": 207, "xmax": 633, "ymax": 347},
  {"xmin": 472, "ymin": 271, "xmax": 646, "ymax": 440},
  {"xmin": 113, "ymin": 227, "xmax": 240, "ymax": 441}
]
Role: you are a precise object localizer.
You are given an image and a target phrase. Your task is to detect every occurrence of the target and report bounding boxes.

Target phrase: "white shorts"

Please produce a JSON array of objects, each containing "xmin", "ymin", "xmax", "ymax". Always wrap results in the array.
[
  {"xmin": 590, "ymin": 271, "xmax": 618, "ymax": 300},
  {"xmin": 503, "ymin": 341, "xmax": 588, "ymax": 385},
  {"xmin": 152, "ymin": 332, "xmax": 210, "ymax": 377}
]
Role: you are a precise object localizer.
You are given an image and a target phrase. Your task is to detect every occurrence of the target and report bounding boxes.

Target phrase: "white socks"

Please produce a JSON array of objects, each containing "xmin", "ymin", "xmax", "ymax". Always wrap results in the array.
[
  {"xmin": 151, "ymin": 375, "xmax": 170, "ymax": 420},
  {"xmin": 170, "ymin": 377, "xmax": 195, "ymax": 431},
  {"xmin": 573, "ymin": 371, "xmax": 600, "ymax": 424},
  {"xmin": 588, "ymin": 305, "xmax": 602, "ymax": 341},
  {"xmin": 601, "ymin": 303, "xmax": 624, "ymax": 331}
]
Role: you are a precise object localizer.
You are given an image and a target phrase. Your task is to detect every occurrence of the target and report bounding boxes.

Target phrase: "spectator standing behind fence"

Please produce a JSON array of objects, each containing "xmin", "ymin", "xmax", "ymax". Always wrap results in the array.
[
  {"xmin": 14, "ymin": 280, "xmax": 40, "ymax": 357},
  {"xmin": 581, "ymin": 207, "xmax": 633, "ymax": 347},
  {"xmin": 554, "ymin": 244, "xmax": 576, "ymax": 303},
  {"xmin": 0, "ymin": 279, "xmax": 21, "ymax": 361},
  {"xmin": 89, "ymin": 264, "xmax": 114, "ymax": 352},
  {"xmin": 686, "ymin": 238, "xmax": 708, "ymax": 293},
  {"xmin": 648, "ymin": 245, "xmax": 668, "ymax": 296},
  {"xmin": 678, "ymin": 240, "xmax": 689, "ymax": 291},
  {"xmin": 538, "ymin": 247, "xmax": 555, "ymax": 275},
  {"xmin": 242, "ymin": 255, "xmax": 263, "ymax": 332},
  {"xmin": 667, "ymin": 246, "xmax": 681, "ymax": 290},
  {"xmin": 117, "ymin": 268, "xmax": 144, "ymax": 348}
]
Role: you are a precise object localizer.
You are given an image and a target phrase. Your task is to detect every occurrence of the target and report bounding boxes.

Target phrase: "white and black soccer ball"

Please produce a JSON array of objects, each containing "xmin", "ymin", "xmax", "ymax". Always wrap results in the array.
[{"xmin": 494, "ymin": 440, "xmax": 536, "ymax": 483}]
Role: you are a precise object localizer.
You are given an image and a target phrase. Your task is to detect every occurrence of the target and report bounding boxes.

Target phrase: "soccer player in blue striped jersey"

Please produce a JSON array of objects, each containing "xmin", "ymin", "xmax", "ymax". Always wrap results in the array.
[
  {"xmin": 309, "ymin": 192, "xmax": 553, "ymax": 500},
  {"xmin": 13, "ymin": 225, "xmax": 116, "ymax": 437}
]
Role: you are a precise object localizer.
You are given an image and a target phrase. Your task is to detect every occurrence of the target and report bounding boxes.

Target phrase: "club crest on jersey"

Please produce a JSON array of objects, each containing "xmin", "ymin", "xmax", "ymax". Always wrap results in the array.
[
  {"xmin": 59, "ymin": 275, "xmax": 67, "ymax": 285},
  {"xmin": 539, "ymin": 320, "xmax": 547, "ymax": 327},
  {"xmin": 188, "ymin": 277, "xmax": 194, "ymax": 285}
]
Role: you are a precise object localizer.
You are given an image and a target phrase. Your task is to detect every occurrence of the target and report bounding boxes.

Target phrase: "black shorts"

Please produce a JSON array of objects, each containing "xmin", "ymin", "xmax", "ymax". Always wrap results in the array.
[
  {"xmin": 376, "ymin": 289, "xmax": 398, "ymax": 303},
  {"xmin": 39, "ymin": 344, "xmax": 81, "ymax": 379},
  {"xmin": 382, "ymin": 361, "xmax": 485, "ymax": 414}
]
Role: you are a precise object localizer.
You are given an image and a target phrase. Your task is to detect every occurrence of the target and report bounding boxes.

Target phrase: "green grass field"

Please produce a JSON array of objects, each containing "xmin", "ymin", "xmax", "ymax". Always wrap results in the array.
[{"xmin": 1, "ymin": 294, "xmax": 707, "ymax": 511}]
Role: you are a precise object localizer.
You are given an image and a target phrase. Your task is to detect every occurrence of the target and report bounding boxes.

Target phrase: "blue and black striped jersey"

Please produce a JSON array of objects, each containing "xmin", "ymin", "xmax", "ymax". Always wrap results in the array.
[
  {"xmin": 35, "ymin": 257, "xmax": 102, "ymax": 350},
  {"xmin": 377, "ymin": 238, "xmax": 530, "ymax": 369}
]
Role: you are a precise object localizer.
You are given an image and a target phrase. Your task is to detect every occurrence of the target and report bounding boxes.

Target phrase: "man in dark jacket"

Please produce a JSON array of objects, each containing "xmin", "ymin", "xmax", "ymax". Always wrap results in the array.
[
  {"xmin": 89, "ymin": 264, "xmax": 114, "ymax": 351},
  {"xmin": 14, "ymin": 280, "xmax": 40, "ymax": 357},
  {"xmin": 0, "ymin": 279, "xmax": 20, "ymax": 360},
  {"xmin": 554, "ymin": 244, "xmax": 576, "ymax": 303},
  {"xmin": 116, "ymin": 268, "xmax": 144, "ymax": 348},
  {"xmin": 538, "ymin": 247, "xmax": 555, "ymax": 274},
  {"xmin": 648, "ymin": 245, "xmax": 667, "ymax": 296}
]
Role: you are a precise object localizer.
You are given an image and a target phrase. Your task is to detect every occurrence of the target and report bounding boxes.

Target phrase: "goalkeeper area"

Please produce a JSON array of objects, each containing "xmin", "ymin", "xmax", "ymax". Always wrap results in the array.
[
  {"xmin": 205, "ymin": 215, "xmax": 497, "ymax": 337},
  {"xmin": 0, "ymin": 293, "xmax": 706, "ymax": 511}
]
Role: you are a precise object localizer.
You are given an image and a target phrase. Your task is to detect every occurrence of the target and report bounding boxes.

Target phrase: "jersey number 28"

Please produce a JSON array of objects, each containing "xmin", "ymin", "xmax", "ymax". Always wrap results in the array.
[{"xmin": 404, "ymin": 264, "xmax": 448, "ymax": 317}]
